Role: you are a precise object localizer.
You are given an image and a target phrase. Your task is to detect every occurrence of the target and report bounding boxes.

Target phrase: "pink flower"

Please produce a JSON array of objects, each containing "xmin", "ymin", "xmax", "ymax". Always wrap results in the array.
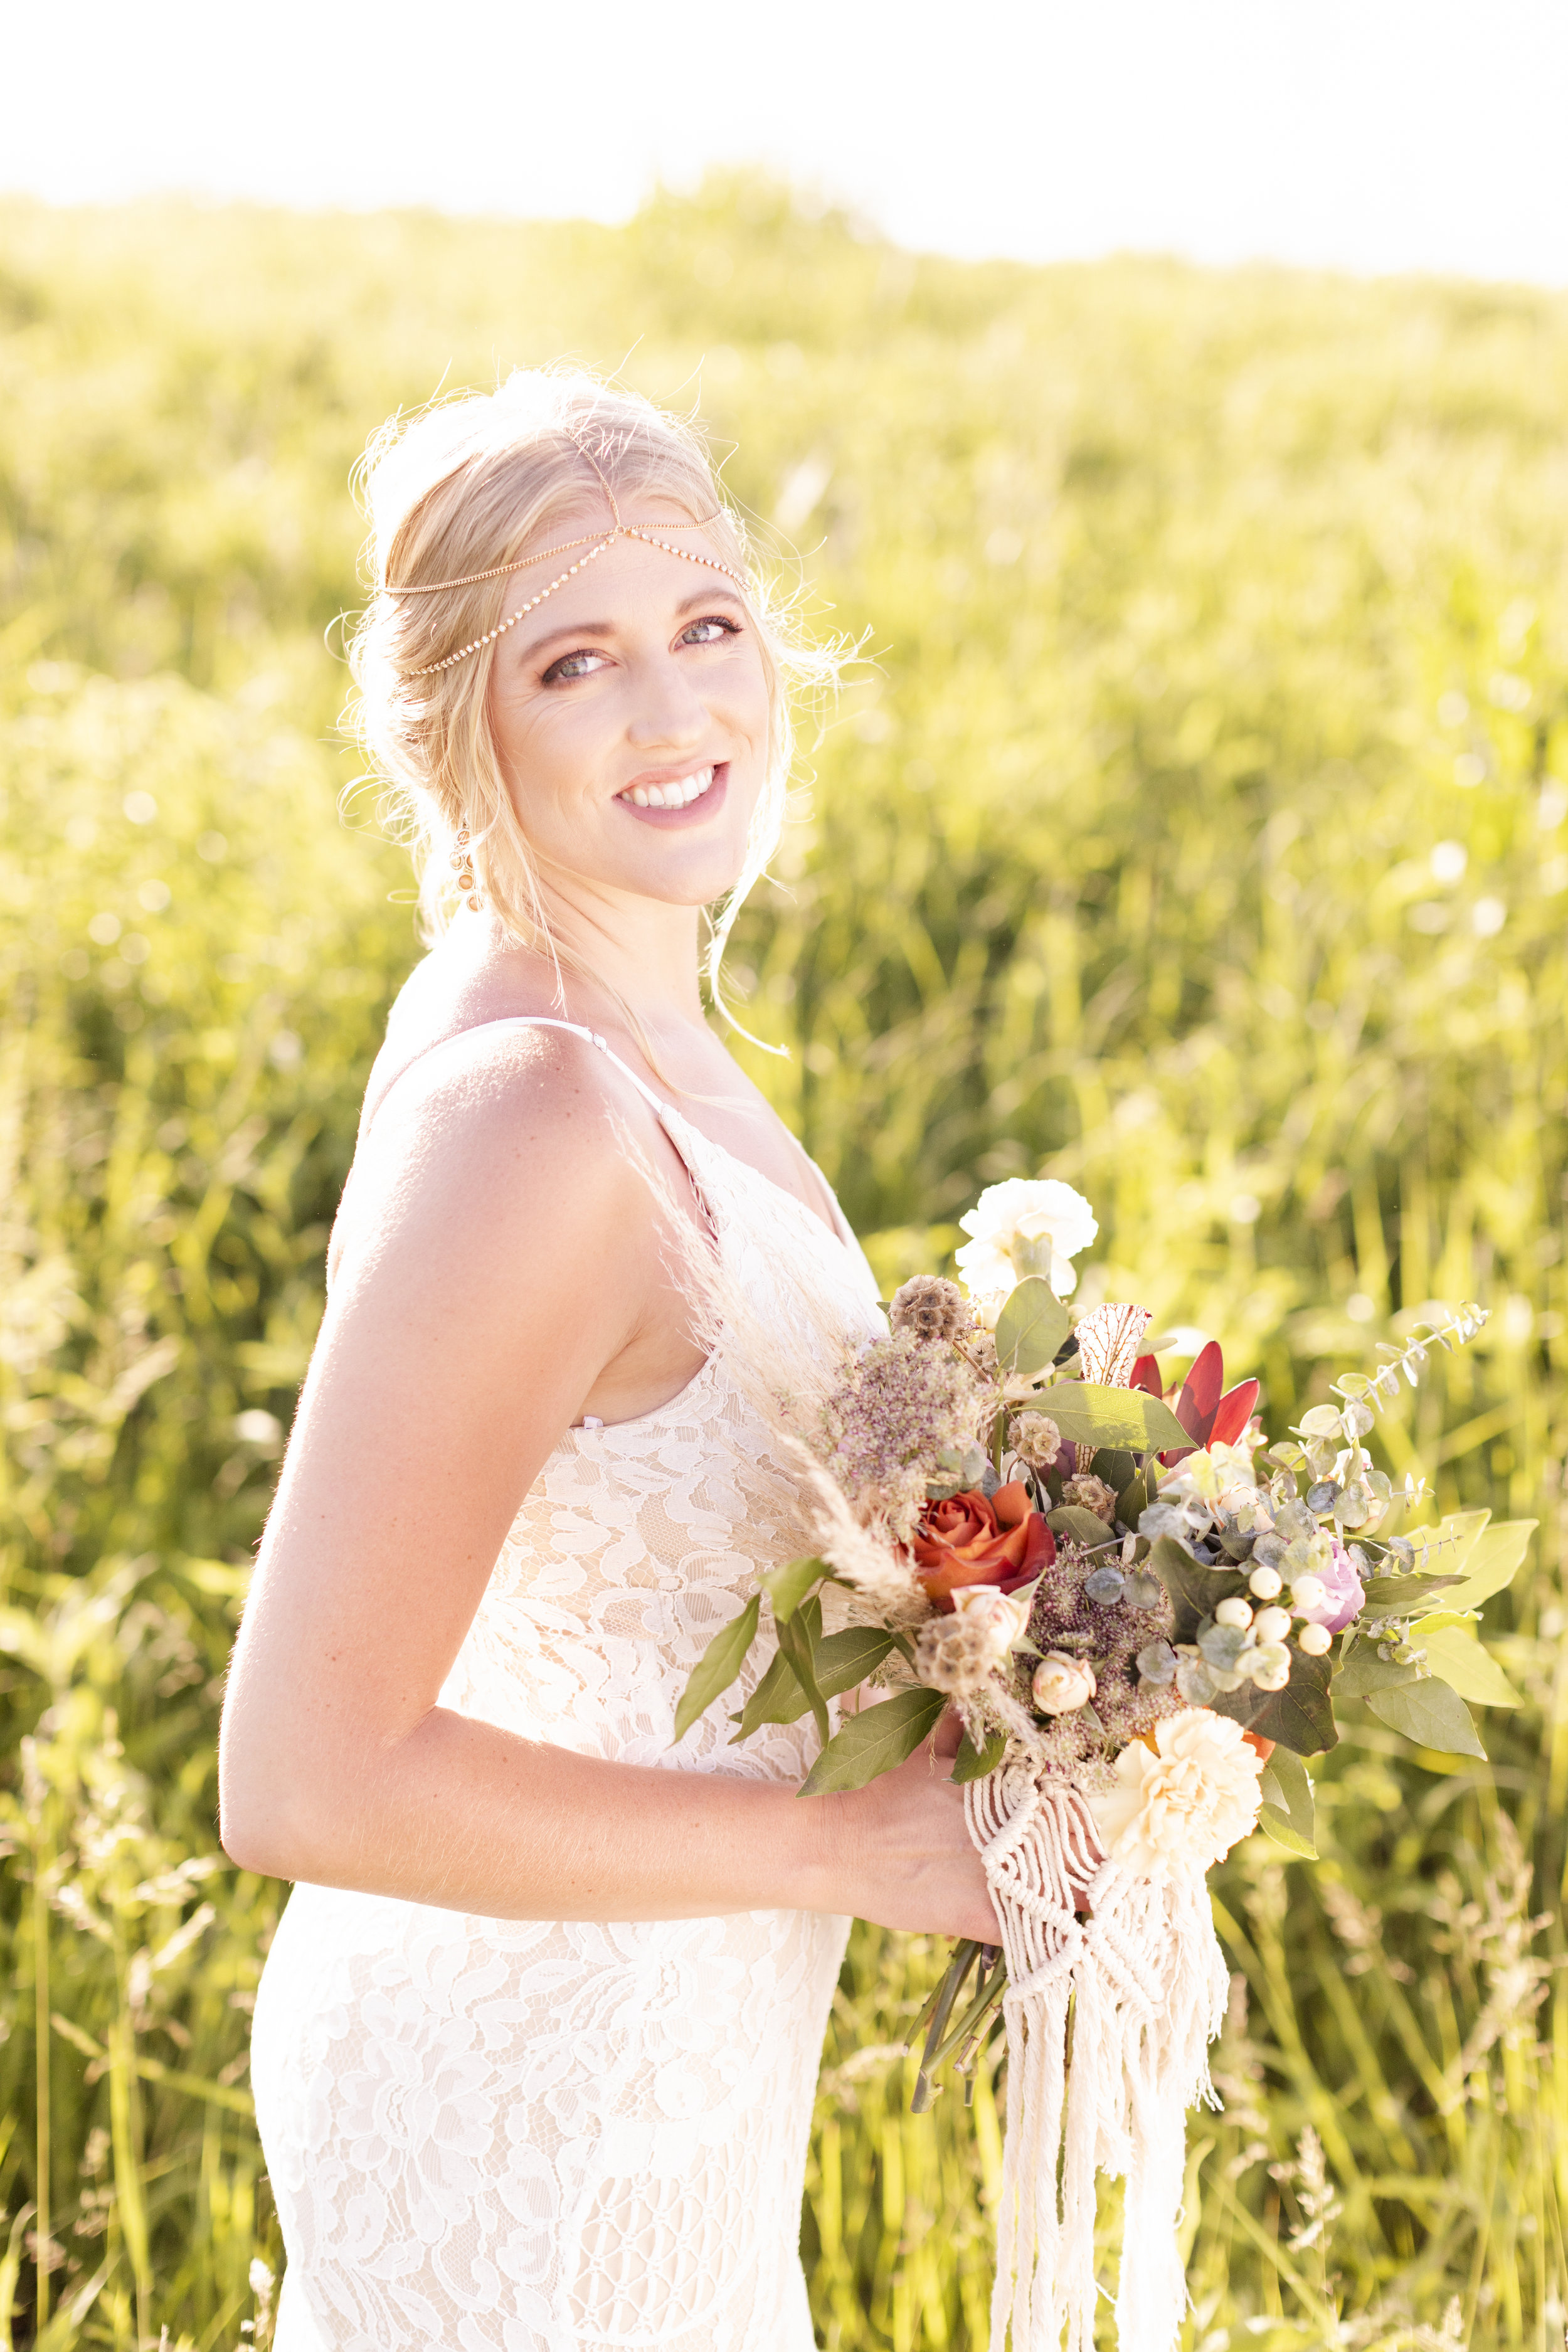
[{"xmin": 1296, "ymin": 1540, "xmax": 1365, "ymax": 1635}]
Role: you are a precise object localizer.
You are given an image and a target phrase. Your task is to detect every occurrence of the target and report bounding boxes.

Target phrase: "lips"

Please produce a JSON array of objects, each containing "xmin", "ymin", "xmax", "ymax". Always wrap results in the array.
[{"xmin": 615, "ymin": 761, "xmax": 728, "ymax": 822}]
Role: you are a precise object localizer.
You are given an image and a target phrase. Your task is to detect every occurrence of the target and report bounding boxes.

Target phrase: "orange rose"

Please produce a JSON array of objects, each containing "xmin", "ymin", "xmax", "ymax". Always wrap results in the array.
[{"xmin": 911, "ymin": 1480, "xmax": 1056, "ymax": 1609}]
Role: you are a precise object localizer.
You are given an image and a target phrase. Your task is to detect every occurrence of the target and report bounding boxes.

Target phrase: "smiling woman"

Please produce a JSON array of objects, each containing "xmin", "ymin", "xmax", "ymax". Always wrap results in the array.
[
  {"xmin": 351, "ymin": 373, "xmax": 815, "ymax": 1041},
  {"xmin": 217, "ymin": 371, "xmax": 998, "ymax": 2352}
]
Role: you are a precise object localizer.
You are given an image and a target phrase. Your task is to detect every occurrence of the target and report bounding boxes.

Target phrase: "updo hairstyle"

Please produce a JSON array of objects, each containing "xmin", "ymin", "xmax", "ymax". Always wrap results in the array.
[{"xmin": 349, "ymin": 368, "xmax": 820, "ymax": 1019}]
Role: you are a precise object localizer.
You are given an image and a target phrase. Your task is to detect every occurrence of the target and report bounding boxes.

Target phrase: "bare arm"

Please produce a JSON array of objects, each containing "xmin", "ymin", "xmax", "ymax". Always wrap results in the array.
[{"xmin": 218, "ymin": 1028, "xmax": 996, "ymax": 1940}]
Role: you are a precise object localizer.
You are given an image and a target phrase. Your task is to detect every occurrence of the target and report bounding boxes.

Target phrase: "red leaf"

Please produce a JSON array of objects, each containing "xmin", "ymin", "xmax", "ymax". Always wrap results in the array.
[
  {"xmin": 1130, "ymin": 1353, "xmax": 1163, "ymax": 1399},
  {"xmin": 1211, "ymin": 1379, "xmax": 1261, "ymax": 1447},
  {"xmin": 1174, "ymin": 1341, "xmax": 1224, "ymax": 1446}
]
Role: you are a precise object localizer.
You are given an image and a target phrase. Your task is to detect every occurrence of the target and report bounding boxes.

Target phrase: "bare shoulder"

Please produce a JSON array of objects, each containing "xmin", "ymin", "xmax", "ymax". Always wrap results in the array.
[{"xmin": 332, "ymin": 1021, "xmax": 664, "ymax": 1298}]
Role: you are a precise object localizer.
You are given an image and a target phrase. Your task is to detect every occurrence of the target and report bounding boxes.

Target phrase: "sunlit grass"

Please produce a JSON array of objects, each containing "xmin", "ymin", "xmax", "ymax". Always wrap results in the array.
[{"xmin": 1, "ymin": 182, "xmax": 1565, "ymax": 2346}]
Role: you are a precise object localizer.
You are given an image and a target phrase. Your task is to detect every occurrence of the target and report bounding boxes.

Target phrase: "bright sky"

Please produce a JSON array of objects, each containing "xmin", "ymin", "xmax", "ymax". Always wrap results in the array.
[{"xmin": 9, "ymin": 0, "xmax": 1567, "ymax": 283}]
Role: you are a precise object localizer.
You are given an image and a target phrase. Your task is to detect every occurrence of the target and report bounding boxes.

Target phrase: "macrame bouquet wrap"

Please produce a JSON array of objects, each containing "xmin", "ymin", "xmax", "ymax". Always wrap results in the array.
[{"xmin": 966, "ymin": 1766, "xmax": 1231, "ymax": 2352}]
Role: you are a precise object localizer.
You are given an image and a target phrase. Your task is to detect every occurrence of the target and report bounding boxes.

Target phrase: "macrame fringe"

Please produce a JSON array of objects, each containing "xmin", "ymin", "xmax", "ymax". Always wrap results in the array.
[{"xmin": 965, "ymin": 1767, "xmax": 1231, "ymax": 2352}]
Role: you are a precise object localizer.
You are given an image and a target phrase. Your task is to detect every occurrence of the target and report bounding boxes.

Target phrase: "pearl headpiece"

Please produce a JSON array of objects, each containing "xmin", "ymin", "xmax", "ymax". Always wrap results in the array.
[{"xmin": 383, "ymin": 433, "xmax": 749, "ymax": 677}]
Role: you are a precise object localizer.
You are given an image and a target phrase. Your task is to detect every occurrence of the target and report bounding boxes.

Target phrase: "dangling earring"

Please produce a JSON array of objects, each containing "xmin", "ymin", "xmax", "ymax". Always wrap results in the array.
[{"xmin": 452, "ymin": 827, "xmax": 483, "ymax": 913}]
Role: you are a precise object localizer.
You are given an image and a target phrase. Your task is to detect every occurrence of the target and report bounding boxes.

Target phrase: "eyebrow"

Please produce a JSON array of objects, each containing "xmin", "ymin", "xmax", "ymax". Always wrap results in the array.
[{"xmin": 512, "ymin": 583, "xmax": 750, "ymax": 667}]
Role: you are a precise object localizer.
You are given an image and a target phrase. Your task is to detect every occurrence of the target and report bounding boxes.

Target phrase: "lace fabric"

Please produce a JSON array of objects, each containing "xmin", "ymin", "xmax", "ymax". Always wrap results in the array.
[{"xmin": 252, "ymin": 1038, "xmax": 884, "ymax": 2351}]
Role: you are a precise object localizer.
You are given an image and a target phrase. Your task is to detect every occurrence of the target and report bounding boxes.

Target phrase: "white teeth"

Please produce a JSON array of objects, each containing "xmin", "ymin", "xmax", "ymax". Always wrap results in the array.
[{"xmin": 620, "ymin": 765, "xmax": 716, "ymax": 810}]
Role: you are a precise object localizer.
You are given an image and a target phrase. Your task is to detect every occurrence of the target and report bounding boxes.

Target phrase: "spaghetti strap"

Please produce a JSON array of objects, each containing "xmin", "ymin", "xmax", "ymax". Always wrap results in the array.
[
  {"xmin": 364, "ymin": 1014, "xmax": 679, "ymax": 1134},
  {"xmin": 469, "ymin": 1017, "xmax": 676, "ymax": 1119}
]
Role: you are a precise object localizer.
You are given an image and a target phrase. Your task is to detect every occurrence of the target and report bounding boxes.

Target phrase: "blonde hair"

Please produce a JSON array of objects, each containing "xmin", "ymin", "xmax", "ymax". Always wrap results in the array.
[{"xmin": 347, "ymin": 367, "xmax": 829, "ymax": 1029}]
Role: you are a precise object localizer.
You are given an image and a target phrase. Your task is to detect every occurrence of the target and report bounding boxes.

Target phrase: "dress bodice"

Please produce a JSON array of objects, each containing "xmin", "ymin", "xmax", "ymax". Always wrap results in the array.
[
  {"xmin": 435, "ymin": 1021, "xmax": 885, "ymax": 1777},
  {"xmin": 254, "ymin": 1019, "xmax": 885, "ymax": 2352}
]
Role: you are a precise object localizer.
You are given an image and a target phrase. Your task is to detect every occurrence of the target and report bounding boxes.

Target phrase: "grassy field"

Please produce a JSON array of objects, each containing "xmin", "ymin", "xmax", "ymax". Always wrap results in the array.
[{"xmin": 1, "ymin": 180, "xmax": 1565, "ymax": 2348}]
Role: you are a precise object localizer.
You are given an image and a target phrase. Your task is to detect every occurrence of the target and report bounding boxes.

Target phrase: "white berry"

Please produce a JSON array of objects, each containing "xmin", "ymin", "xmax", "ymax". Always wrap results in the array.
[
  {"xmin": 1248, "ymin": 1564, "xmax": 1283, "ymax": 1599},
  {"xmin": 1214, "ymin": 1597, "xmax": 1253, "ymax": 1629},
  {"xmin": 1252, "ymin": 1605, "xmax": 1292, "ymax": 1643},
  {"xmin": 1297, "ymin": 1621, "xmax": 1333, "ymax": 1655},
  {"xmin": 1291, "ymin": 1574, "xmax": 1328, "ymax": 1613}
]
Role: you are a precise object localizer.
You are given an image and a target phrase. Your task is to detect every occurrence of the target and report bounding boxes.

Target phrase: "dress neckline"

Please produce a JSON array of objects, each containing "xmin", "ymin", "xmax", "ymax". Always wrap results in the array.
[{"xmin": 371, "ymin": 1012, "xmax": 852, "ymax": 1256}]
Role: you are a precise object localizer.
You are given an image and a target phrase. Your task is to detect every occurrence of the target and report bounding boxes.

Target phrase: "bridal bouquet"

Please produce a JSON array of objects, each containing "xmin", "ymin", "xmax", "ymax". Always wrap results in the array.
[{"xmin": 675, "ymin": 1180, "xmax": 1528, "ymax": 2352}]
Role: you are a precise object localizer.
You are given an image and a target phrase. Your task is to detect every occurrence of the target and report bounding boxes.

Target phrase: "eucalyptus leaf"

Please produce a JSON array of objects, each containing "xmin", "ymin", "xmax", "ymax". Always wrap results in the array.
[
  {"xmin": 1259, "ymin": 1745, "xmax": 1315, "ymax": 1846},
  {"xmin": 995, "ymin": 1279, "xmax": 1072, "ymax": 1377},
  {"xmin": 1414, "ymin": 1626, "xmax": 1522, "ymax": 1708},
  {"xmin": 1333, "ymin": 1646, "xmax": 1424, "ymax": 1698},
  {"xmin": 1259, "ymin": 1805, "xmax": 1318, "ymax": 1859},
  {"xmin": 1091, "ymin": 1448, "xmax": 1138, "ymax": 1495},
  {"xmin": 673, "ymin": 1592, "xmax": 761, "ymax": 1744},
  {"xmin": 1360, "ymin": 1572, "xmax": 1463, "ymax": 1613},
  {"xmin": 1147, "ymin": 1535, "xmax": 1248, "ymax": 1645},
  {"xmin": 1049, "ymin": 1505, "xmax": 1118, "ymax": 1549},
  {"xmin": 1037, "ymin": 1381, "xmax": 1190, "ymax": 1452},
  {"xmin": 1367, "ymin": 1678, "xmax": 1486, "ymax": 1758},
  {"xmin": 1118, "ymin": 1475, "xmax": 1150, "ymax": 1527},
  {"xmin": 1209, "ymin": 1649, "xmax": 1337, "ymax": 1755},
  {"xmin": 950, "ymin": 1725, "xmax": 1007, "ymax": 1783},
  {"xmin": 761, "ymin": 1555, "xmax": 829, "ymax": 1623},
  {"xmin": 798, "ymin": 1687, "xmax": 947, "ymax": 1798}
]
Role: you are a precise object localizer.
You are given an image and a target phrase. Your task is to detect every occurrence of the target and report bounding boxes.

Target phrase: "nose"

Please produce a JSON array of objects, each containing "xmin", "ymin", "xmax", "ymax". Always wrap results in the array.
[{"xmin": 625, "ymin": 648, "xmax": 707, "ymax": 753}]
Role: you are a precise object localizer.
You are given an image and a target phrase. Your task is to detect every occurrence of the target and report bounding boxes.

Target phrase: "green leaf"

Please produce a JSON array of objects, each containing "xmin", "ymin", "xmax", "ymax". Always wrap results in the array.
[
  {"xmin": 1038, "ymin": 1382, "xmax": 1191, "ymax": 1452},
  {"xmin": 798, "ymin": 1687, "xmax": 947, "ymax": 1797},
  {"xmin": 950, "ymin": 1725, "xmax": 1008, "ymax": 1783},
  {"xmin": 1360, "ymin": 1572, "xmax": 1464, "ymax": 1613},
  {"xmin": 775, "ymin": 1606, "xmax": 830, "ymax": 1744},
  {"xmin": 1333, "ymin": 1646, "xmax": 1424, "ymax": 1698},
  {"xmin": 1209, "ymin": 1649, "xmax": 1338, "ymax": 1756},
  {"xmin": 761, "ymin": 1555, "xmax": 829, "ymax": 1623},
  {"xmin": 813, "ymin": 1624, "xmax": 896, "ymax": 1697},
  {"xmin": 995, "ymin": 1279, "xmax": 1071, "ymax": 1377},
  {"xmin": 1047, "ymin": 1505, "xmax": 1118, "ymax": 1548},
  {"xmin": 1414, "ymin": 1626, "xmax": 1522, "ymax": 1708},
  {"xmin": 1090, "ymin": 1448, "xmax": 1137, "ymax": 1495},
  {"xmin": 1405, "ymin": 1509, "xmax": 1491, "ymax": 1581},
  {"xmin": 1438, "ymin": 1520, "xmax": 1537, "ymax": 1613},
  {"xmin": 673, "ymin": 1593, "xmax": 761, "ymax": 1744},
  {"xmin": 1259, "ymin": 1746, "xmax": 1316, "ymax": 1848},
  {"xmin": 1147, "ymin": 1535, "xmax": 1247, "ymax": 1645},
  {"xmin": 729, "ymin": 1646, "xmax": 809, "ymax": 1740},
  {"xmin": 1259, "ymin": 1805, "xmax": 1318, "ymax": 1858},
  {"xmin": 1367, "ymin": 1677, "xmax": 1486, "ymax": 1757},
  {"xmin": 1117, "ymin": 1475, "xmax": 1150, "ymax": 1528}
]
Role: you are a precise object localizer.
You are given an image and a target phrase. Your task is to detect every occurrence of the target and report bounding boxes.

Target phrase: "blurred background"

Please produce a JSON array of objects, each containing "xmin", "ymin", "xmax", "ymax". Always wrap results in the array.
[{"xmin": 2, "ymin": 6, "xmax": 1566, "ymax": 2347}]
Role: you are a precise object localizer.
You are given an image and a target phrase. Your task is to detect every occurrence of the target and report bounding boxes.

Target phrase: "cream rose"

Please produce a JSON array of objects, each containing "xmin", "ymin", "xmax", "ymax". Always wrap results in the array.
[
  {"xmin": 1091, "ymin": 1709, "xmax": 1264, "ymax": 1879},
  {"xmin": 1031, "ymin": 1651, "xmax": 1098, "ymax": 1715},
  {"xmin": 951, "ymin": 1583, "xmax": 1034, "ymax": 1663},
  {"xmin": 955, "ymin": 1179, "xmax": 1098, "ymax": 1323}
]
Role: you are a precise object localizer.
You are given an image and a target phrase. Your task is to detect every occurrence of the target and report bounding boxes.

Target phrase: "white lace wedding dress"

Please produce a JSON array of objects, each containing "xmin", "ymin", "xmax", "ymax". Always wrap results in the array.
[{"xmin": 252, "ymin": 1020, "xmax": 884, "ymax": 2352}]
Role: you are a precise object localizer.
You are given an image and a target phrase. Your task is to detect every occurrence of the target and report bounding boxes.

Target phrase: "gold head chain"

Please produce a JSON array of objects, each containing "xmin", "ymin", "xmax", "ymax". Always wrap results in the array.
[{"xmin": 382, "ymin": 433, "xmax": 750, "ymax": 677}]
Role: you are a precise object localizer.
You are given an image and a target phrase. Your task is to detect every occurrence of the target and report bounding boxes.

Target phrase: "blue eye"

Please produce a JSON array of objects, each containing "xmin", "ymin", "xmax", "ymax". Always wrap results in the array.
[
  {"xmin": 682, "ymin": 616, "xmax": 741, "ymax": 645},
  {"xmin": 542, "ymin": 647, "xmax": 612, "ymax": 684}
]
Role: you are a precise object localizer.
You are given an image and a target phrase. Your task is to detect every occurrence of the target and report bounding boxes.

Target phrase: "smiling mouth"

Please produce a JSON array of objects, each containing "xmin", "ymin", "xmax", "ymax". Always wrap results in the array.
[{"xmin": 617, "ymin": 763, "xmax": 721, "ymax": 812}]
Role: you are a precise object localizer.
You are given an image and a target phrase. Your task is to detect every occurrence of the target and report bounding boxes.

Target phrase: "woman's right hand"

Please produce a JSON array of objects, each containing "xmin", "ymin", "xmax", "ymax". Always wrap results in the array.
[{"xmin": 814, "ymin": 1714, "xmax": 1000, "ymax": 1942}]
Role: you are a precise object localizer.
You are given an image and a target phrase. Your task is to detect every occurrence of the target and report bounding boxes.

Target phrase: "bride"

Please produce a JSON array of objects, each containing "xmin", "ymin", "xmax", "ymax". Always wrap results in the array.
[{"xmin": 219, "ymin": 369, "xmax": 997, "ymax": 2352}]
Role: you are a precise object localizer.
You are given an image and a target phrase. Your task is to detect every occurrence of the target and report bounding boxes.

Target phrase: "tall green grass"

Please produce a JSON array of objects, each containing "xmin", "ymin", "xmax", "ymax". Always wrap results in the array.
[{"xmin": 1, "ymin": 182, "xmax": 1565, "ymax": 2347}]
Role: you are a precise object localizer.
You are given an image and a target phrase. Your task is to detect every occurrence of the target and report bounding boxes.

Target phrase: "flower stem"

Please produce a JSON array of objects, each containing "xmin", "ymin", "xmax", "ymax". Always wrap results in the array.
[{"xmin": 910, "ymin": 1940, "xmax": 987, "ymax": 2112}]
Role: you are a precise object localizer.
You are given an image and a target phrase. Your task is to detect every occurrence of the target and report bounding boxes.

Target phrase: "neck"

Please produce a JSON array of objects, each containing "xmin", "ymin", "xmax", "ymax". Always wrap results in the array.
[{"xmin": 494, "ymin": 877, "xmax": 709, "ymax": 1036}]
